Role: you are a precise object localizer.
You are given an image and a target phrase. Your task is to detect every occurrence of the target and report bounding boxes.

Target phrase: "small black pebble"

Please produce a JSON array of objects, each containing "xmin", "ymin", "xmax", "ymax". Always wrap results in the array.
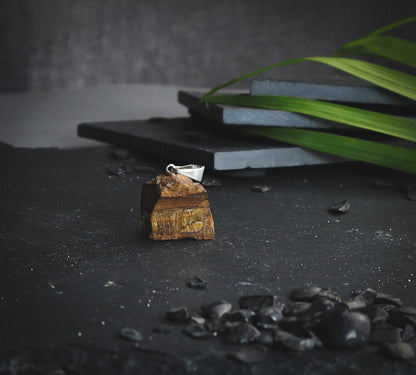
[
  {"xmin": 108, "ymin": 165, "xmax": 131, "ymax": 176},
  {"xmin": 407, "ymin": 190, "xmax": 416, "ymax": 201},
  {"xmin": 239, "ymin": 295, "xmax": 280, "ymax": 311},
  {"xmin": 301, "ymin": 297, "xmax": 337, "ymax": 322},
  {"xmin": 382, "ymin": 341, "xmax": 415, "ymax": 360},
  {"xmin": 328, "ymin": 200, "xmax": 350, "ymax": 214},
  {"xmin": 283, "ymin": 302, "xmax": 312, "ymax": 316},
  {"xmin": 183, "ymin": 324, "xmax": 213, "ymax": 339},
  {"xmin": 289, "ymin": 286, "xmax": 322, "ymax": 302},
  {"xmin": 318, "ymin": 288, "xmax": 342, "ymax": 302},
  {"xmin": 227, "ymin": 346, "xmax": 267, "ymax": 363},
  {"xmin": 119, "ymin": 327, "xmax": 143, "ymax": 342},
  {"xmin": 201, "ymin": 301, "xmax": 232, "ymax": 320},
  {"xmin": 166, "ymin": 306, "xmax": 189, "ymax": 322},
  {"xmin": 190, "ymin": 316, "xmax": 205, "ymax": 325},
  {"xmin": 251, "ymin": 185, "xmax": 271, "ymax": 193},
  {"xmin": 255, "ymin": 306, "xmax": 283, "ymax": 324},
  {"xmin": 256, "ymin": 330, "xmax": 276, "ymax": 345},
  {"xmin": 402, "ymin": 325, "xmax": 415, "ymax": 342},
  {"xmin": 318, "ymin": 310, "xmax": 370, "ymax": 348},
  {"xmin": 361, "ymin": 305, "xmax": 389, "ymax": 325},
  {"xmin": 224, "ymin": 322, "xmax": 261, "ymax": 344},
  {"xmin": 351, "ymin": 288, "xmax": 377, "ymax": 305},
  {"xmin": 398, "ymin": 306, "xmax": 416, "ymax": 316},
  {"xmin": 275, "ymin": 330, "xmax": 319, "ymax": 352},
  {"xmin": 224, "ymin": 309, "xmax": 255, "ymax": 323},
  {"xmin": 346, "ymin": 299, "xmax": 367, "ymax": 310},
  {"xmin": 205, "ymin": 319, "xmax": 227, "ymax": 334},
  {"xmin": 374, "ymin": 292, "xmax": 402, "ymax": 306},
  {"xmin": 186, "ymin": 276, "xmax": 208, "ymax": 290},
  {"xmin": 388, "ymin": 309, "xmax": 416, "ymax": 329},
  {"xmin": 278, "ymin": 317, "xmax": 299, "ymax": 330},
  {"xmin": 404, "ymin": 184, "xmax": 416, "ymax": 193},
  {"xmin": 370, "ymin": 327, "xmax": 403, "ymax": 343}
]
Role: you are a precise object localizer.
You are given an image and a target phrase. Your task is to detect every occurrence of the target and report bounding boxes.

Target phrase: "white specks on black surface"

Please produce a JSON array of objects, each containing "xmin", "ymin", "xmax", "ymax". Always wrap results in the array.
[{"xmin": 1, "ymin": 145, "xmax": 416, "ymax": 374}]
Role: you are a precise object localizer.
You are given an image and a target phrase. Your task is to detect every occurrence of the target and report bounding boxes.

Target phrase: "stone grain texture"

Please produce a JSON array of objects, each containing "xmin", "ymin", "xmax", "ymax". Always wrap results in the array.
[{"xmin": 141, "ymin": 172, "xmax": 215, "ymax": 240}]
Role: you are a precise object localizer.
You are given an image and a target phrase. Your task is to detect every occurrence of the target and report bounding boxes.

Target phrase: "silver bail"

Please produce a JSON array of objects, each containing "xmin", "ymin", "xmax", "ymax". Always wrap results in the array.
[{"xmin": 166, "ymin": 164, "xmax": 205, "ymax": 182}]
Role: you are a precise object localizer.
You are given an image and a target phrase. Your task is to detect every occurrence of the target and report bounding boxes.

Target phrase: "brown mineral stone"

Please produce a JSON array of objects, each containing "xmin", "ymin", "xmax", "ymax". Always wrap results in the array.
[{"xmin": 141, "ymin": 172, "xmax": 215, "ymax": 240}]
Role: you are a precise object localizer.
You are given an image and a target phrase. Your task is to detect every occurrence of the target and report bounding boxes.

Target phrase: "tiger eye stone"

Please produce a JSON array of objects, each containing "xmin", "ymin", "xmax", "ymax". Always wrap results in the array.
[{"xmin": 141, "ymin": 172, "xmax": 215, "ymax": 240}]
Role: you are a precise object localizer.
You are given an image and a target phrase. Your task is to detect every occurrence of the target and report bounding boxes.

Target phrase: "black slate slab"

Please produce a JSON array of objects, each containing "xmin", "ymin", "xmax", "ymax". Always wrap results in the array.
[
  {"xmin": 1, "ymin": 144, "xmax": 415, "ymax": 374},
  {"xmin": 78, "ymin": 117, "xmax": 346, "ymax": 170}
]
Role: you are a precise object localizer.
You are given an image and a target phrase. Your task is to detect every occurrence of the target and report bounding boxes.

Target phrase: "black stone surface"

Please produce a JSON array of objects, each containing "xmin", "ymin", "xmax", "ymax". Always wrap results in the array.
[{"xmin": 1, "ymin": 143, "xmax": 415, "ymax": 374}]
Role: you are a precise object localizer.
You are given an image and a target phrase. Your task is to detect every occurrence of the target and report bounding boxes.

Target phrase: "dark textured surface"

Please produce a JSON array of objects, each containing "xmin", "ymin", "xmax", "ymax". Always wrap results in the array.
[
  {"xmin": 1, "ymin": 144, "xmax": 415, "ymax": 374},
  {"xmin": 1, "ymin": 0, "xmax": 416, "ymax": 92}
]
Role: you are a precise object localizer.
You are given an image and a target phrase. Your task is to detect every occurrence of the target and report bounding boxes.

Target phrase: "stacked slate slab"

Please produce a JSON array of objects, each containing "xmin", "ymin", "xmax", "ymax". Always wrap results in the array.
[
  {"xmin": 174, "ymin": 80, "xmax": 415, "ymax": 169},
  {"xmin": 178, "ymin": 90, "xmax": 343, "ymax": 129},
  {"xmin": 78, "ymin": 118, "xmax": 346, "ymax": 171},
  {"xmin": 250, "ymin": 79, "xmax": 415, "ymax": 106},
  {"xmin": 78, "ymin": 80, "xmax": 415, "ymax": 171},
  {"xmin": 178, "ymin": 81, "xmax": 415, "ymax": 128}
]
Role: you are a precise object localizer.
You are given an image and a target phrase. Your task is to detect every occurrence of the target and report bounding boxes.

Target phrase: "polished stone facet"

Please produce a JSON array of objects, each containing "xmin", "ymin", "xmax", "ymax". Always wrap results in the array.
[{"xmin": 141, "ymin": 172, "xmax": 215, "ymax": 240}]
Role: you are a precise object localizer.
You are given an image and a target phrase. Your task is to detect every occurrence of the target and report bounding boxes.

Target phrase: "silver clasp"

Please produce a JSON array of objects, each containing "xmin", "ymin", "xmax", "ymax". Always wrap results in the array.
[{"xmin": 166, "ymin": 163, "xmax": 205, "ymax": 182}]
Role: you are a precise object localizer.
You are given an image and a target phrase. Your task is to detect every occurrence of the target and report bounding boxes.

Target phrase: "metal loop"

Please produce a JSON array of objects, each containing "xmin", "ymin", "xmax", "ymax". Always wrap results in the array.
[
  {"xmin": 165, "ymin": 163, "xmax": 205, "ymax": 182},
  {"xmin": 166, "ymin": 164, "xmax": 176, "ymax": 173}
]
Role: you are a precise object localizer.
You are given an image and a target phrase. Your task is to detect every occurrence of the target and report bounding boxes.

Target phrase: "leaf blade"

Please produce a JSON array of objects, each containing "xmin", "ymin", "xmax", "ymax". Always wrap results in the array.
[
  {"xmin": 248, "ymin": 127, "xmax": 416, "ymax": 175},
  {"xmin": 335, "ymin": 35, "xmax": 416, "ymax": 68},
  {"xmin": 202, "ymin": 58, "xmax": 305, "ymax": 98},
  {"xmin": 203, "ymin": 57, "xmax": 416, "ymax": 101},
  {"xmin": 311, "ymin": 57, "xmax": 416, "ymax": 100},
  {"xmin": 366, "ymin": 16, "xmax": 416, "ymax": 37},
  {"xmin": 205, "ymin": 94, "xmax": 416, "ymax": 142}
]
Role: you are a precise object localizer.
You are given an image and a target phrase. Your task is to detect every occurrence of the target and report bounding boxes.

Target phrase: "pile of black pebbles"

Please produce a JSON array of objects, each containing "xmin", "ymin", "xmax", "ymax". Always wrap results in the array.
[{"xmin": 164, "ymin": 286, "xmax": 415, "ymax": 361}]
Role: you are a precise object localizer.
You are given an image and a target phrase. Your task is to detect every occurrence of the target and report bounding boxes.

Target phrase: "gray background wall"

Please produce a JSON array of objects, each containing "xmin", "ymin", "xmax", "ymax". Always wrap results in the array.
[{"xmin": 1, "ymin": 0, "xmax": 415, "ymax": 92}]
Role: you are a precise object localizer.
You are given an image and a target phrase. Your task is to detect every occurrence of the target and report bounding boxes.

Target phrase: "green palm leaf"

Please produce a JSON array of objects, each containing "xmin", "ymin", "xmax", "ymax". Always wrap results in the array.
[
  {"xmin": 335, "ymin": 35, "xmax": 416, "ymax": 68},
  {"xmin": 365, "ymin": 15, "xmax": 416, "ymax": 37},
  {"xmin": 202, "ymin": 17, "xmax": 416, "ymax": 174},
  {"xmin": 202, "ymin": 57, "xmax": 416, "ymax": 101},
  {"xmin": 205, "ymin": 94, "xmax": 416, "ymax": 142},
  {"xmin": 249, "ymin": 127, "xmax": 416, "ymax": 175}
]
